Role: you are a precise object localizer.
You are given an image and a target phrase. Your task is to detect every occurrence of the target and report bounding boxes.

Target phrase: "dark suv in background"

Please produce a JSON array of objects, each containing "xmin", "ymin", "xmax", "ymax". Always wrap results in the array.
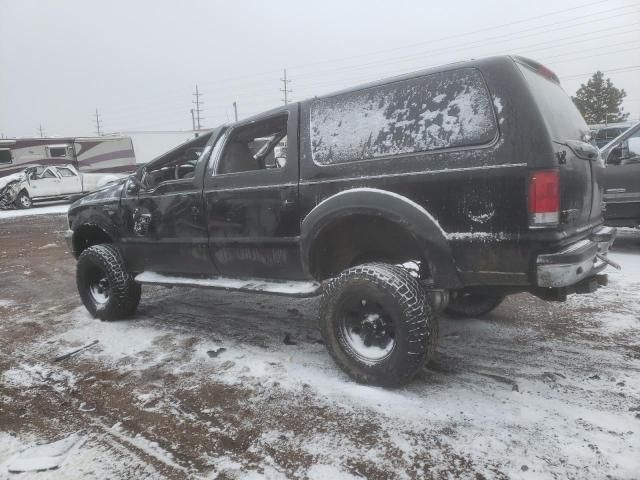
[
  {"xmin": 65, "ymin": 56, "xmax": 617, "ymax": 386},
  {"xmin": 600, "ymin": 122, "xmax": 640, "ymax": 228}
]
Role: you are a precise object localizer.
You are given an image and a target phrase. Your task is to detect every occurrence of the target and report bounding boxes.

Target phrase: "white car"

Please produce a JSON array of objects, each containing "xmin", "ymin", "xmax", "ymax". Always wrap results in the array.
[{"xmin": 4, "ymin": 165, "xmax": 121, "ymax": 209}]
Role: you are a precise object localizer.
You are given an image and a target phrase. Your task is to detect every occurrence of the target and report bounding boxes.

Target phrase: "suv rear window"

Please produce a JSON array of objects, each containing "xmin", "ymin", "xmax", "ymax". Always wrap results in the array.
[
  {"xmin": 310, "ymin": 68, "xmax": 497, "ymax": 166},
  {"xmin": 517, "ymin": 64, "xmax": 588, "ymax": 141}
]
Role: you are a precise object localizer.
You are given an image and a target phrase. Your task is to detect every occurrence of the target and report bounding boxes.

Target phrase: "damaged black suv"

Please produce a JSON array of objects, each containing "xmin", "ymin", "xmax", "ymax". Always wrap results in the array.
[{"xmin": 66, "ymin": 56, "xmax": 616, "ymax": 386}]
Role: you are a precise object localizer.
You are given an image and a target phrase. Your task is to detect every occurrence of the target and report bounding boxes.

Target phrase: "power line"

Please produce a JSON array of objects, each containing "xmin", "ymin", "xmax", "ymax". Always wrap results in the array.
[
  {"xmin": 80, "ymin": 11, "xmax": 640, "ymax": 130},
  {"xmin": 192, "ymin": 84, "xmax": 204, "ymax": 130},
  {"xmin": 95, "ymin": 2, "xmax": 638, "ymax": 117},
  {"xmin": 88, "ymin": 3, "xmax": 638, "ymax": 121},
  {"xmin": 280, "ymin": 69, "xmax": 292, "ymax": 105},
  {"xmin": 560, "ymin": 65, "xmax": 640, "ymax": 80},
  {"xmin": 100, "ymin": 16, "xmax": 640, "ymax": 122}
]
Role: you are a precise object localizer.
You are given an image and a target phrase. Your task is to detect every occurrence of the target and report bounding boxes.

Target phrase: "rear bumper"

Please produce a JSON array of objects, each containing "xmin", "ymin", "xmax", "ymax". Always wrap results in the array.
[{"xmin": 536, "ymin": 226, "xmax": 616, "ymax": 288}]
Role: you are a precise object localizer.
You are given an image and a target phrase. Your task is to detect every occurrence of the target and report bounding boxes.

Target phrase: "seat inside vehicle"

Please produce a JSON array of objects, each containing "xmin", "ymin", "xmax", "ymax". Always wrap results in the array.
[{"xmin": 217, "ymin": 114, "xmax": 287, "ymax": 175}]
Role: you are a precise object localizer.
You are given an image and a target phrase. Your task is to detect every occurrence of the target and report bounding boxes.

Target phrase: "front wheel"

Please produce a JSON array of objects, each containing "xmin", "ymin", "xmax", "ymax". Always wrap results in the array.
[
  {"xmin": 76, "ymin": 244, "xmax": 141, "ymax": 321},
  {"xmin": 445, "ymin": 291, "xmax": 504, "ymax": 318},
  {"xmin": 320, "ymin": 263, "xmax": 438, "ymax": 387},
  {"xmin": 15, "ymin": 191, "xmax": 32, "ymax": 209}
]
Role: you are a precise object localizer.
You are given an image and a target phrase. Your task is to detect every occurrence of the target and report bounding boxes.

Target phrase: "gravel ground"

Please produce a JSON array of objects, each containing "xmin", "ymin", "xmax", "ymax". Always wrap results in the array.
[{"xmin": 0, "ymin": 208, "xmax": 639, "ymax": 479}]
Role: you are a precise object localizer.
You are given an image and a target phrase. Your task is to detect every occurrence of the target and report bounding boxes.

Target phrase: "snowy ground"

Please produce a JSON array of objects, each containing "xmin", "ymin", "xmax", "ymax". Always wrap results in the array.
[
  {"xmin": 0, "ymin": 213, "xmax": 639, "ymax": 479},
  {"xmin": 0, "ymin": 203, "xmax": 69, "ymax": 220}
]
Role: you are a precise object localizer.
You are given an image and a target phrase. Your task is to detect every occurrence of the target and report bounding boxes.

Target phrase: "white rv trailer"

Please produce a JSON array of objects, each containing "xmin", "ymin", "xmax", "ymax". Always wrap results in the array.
[{"xmin": 0, "ymin": 136, "xmax": 136, "ymax": 178}]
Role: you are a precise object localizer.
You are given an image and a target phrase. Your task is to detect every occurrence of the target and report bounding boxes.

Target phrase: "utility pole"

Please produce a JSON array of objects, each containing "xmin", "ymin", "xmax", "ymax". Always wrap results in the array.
[
  {"xmin": 38, "ymin": 124, "xmax": 45, "ymax": 138},
  {"xmin": 94, "ymin": 109, "xmax": 102, "ymax": 136},
  {"xmin": 233, "ymin": 101, "xmax": 238, "ymax": 122},
  {"xmin": 280, "ymin": 69, "xmax": 292, "ymax": 105},
  {"xmin": 190, "ymin": 109, "xmax": 196, "ymax": 131},
  {"xmin": 192, "ymin": 84, "xmax": 204, "ymax": 130}
]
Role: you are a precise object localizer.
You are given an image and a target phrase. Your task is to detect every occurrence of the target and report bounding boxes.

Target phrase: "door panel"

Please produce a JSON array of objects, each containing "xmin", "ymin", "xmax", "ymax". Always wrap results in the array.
[
  {"xmin": 118, "ymin": 134, "xmax": 216, "ymax": 275},
  {"xmin": 120, "ymin": 180, "xmax": 213, "ymax": 274},
  {"xmin": 29, "ymin": 168, "xmax": 61, "ymax": 197},
  {"xmin": 204, "ymin": 107, "xmax": 305, "ymax": 279},
  {"xmin": 602, "ymin": 127, "xmax": 640, "ymax": 222},
  {"xmin": 56, "ymin": 167, "xmax": 82, "ymax": 194}
]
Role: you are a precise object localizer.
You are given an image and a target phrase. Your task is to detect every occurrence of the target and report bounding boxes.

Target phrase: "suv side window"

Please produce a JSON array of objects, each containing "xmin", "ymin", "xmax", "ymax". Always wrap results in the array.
[
  {"xmin": 309, "ymin": 68, "xmax": 497, "ymax": 166},
  {"xmin": 215, "ymin": 114, "xmax": 288, "ymax": 175}
]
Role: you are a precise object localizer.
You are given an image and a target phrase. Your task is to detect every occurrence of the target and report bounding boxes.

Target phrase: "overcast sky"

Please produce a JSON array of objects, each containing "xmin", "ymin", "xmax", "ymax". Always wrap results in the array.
[{"xmin": 1, "ymin": 0, "xmax": 638, "ymax": 138}]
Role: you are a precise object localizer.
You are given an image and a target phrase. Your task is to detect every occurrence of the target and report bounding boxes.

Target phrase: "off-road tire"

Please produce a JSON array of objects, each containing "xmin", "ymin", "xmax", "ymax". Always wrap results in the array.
[
  {"xmin": 15, "ymin": 190, "xmax": 32, "ymax": 209},
  {"xmin": 445, "ymin": 292, "xmax": 504, "ymax": 318},
  {"xmin": 77, "ymin": 244, "xmax": 141, "ymax": 321},
  {"xmin": 320, "ymin": 263, "xmax": 438, "ymax": 387}
]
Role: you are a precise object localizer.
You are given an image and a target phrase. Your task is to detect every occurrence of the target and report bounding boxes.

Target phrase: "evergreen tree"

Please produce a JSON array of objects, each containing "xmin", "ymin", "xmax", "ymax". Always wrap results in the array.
[{"xmin": 572, "ymin": 71, "xmax": 628, "ymax": 124}]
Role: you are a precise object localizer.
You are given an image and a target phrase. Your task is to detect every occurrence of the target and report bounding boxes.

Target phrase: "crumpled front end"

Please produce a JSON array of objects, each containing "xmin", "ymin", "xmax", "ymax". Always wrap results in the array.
[{"xmin": 0, "ymin": 174, "xmax": 27, "ymax": 209}]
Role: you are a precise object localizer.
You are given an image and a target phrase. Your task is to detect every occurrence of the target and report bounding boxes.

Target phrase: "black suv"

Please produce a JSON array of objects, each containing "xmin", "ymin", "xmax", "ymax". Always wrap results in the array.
[{"xmin": 66, "ymin": 56, "xmax": 616, "ymax": 386}]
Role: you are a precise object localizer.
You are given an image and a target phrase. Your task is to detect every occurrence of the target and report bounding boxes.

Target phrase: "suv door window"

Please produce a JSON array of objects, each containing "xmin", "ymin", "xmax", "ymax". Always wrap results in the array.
[{"xmin": 215, "ymin": 114, "xmax": 288, "ymax": 175}]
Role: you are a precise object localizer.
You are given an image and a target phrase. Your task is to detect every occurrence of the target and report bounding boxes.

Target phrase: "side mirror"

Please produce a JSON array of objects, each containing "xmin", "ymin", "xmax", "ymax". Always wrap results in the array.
[
  {"xmin": 606, "ymin": 146, "xmax": 622, "ymax": 165},
  {"xmin": 127, "ymin": 171, "xmax": 147, "ymax": 193}
]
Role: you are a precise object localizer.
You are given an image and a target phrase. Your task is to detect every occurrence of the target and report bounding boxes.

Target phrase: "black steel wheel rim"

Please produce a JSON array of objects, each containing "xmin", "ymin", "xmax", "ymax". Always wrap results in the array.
[{"xmin": 337, "ymin": 293, "xmax": 396, "ymax": 363}]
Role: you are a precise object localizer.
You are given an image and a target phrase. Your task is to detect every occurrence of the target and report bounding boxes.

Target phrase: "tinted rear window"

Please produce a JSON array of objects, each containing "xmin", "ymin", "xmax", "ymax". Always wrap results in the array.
[
  {"xmin": 310, "ymin": 68, "xmax": 497, "ymax": 165},
  {"xmin": 518, "ymin": 65, "xmax": 588, "ymax": 140}
]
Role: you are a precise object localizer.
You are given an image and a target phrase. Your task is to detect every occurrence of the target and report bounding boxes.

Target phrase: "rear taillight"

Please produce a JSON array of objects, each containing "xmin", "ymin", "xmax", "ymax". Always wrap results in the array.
[
  {"xmin": 536, "ymin": 64, "xmax": 560, "ymax": 84},
  {"xmin": 528, "ymin": 169, "xmax": 559, "ymax": 226}
]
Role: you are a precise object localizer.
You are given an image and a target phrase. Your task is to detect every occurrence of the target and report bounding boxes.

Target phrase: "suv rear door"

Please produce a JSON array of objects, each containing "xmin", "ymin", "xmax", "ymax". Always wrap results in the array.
[{"xmin": 517, "ymin": 59, "xmax": 602, "ymax": 231}]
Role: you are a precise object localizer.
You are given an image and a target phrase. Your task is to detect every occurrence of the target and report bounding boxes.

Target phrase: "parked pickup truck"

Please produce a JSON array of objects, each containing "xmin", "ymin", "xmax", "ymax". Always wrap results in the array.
[
  {"xmin": 600, "ymin": 121, "xmax": 640, "ymax": 228},
  {"xmin": 0, "ymin": 164, "xmax": 120, "ymax": 209},
  {"xmin": 65, "ymin": 56, "xmax": 617, "ymax": 386}
]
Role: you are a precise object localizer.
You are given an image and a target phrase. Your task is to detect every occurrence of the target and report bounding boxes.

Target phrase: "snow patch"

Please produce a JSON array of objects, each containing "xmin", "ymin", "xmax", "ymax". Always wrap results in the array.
[
  {"xmin": 4, "ymin": 434, "xmax": 83, "ymax": 473},
  {"xmin": 306, "ymin": 464, "xmax": 361, "ymax": 479},
  {"xmin": 2, "ymin": 363, "xmax": 75, "ymax": 391},
  {"xmin": 0, "ymin": 204, "xmax": 69, "ymax": 220},
  {"xmin": 136, "ymin": 272, "xmax": 321, "ymax": 296}
]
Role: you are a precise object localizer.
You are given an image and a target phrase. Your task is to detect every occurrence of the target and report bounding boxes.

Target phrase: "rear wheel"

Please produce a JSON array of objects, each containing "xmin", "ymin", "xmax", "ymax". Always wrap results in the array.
[
  {"xmin": 320, "ymin": 263, "xmax": 438, "ymax": 387},
  {"xmin": 15, "ymin": 191, "xmax": 32, "ymax": 209},
  {"xmin": 445, "ymin": 291, "xmax": 504, "ymax": 318},
  {"xmin": 77, "ymin": 244, "xmax": 141, "ymax": 321}
]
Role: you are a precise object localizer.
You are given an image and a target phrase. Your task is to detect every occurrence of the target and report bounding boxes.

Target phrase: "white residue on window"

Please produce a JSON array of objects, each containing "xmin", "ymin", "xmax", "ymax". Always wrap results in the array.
[{"xmin": 310, "ymin": 68, "xmax": 496, "ymax": 165}]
